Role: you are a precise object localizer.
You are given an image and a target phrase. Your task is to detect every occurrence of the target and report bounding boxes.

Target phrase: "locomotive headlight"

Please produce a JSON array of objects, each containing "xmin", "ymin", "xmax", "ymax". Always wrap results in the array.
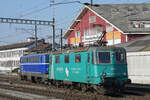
[
  {"xmin": 102, "ymin": 72, "xmax": 106, "ymax": 78},
  {"xmin": 123, "ymin": 72, "xmax": 127, "ymax": 76}
]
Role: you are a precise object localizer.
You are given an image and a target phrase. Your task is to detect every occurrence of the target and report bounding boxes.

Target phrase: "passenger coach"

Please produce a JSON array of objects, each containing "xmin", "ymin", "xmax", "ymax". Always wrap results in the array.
[{"xmin": 20, "ymin": 54, "xmax": 49, "ymax": 82}]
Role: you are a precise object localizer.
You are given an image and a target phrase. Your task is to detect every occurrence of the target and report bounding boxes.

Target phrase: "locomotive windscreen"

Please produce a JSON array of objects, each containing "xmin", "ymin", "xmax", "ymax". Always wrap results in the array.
[
  {"xmin": 115, "ymin": 52, "xmax": 126, "ymax": 63},
  {"xmin": 96, "ymin": 52, "xmax": 111, "ymax": 64}
]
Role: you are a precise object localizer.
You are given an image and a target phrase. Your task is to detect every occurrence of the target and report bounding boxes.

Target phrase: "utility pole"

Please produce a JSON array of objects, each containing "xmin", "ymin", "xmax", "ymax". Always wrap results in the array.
[
  {"xmin": 35, "ymin": 24, "xmax": 38, "ymax": 49},
  {"xmin": 0, "ymin": 17, "xmax": 52, "ymax": 52},
  {"xmin": 90, "ymin": 0, "xmax": 93, "ymax": 5},
  {"xmin": 60, "ymin": 29, "xmax": 63, "ymax": 51},
  {"xmin": 50, "ymin": 0, "xmax": 56, "ymax": 51},
  {"xmin": 52, "ymin": 17, "xmax": 55, "ymax": 51}
]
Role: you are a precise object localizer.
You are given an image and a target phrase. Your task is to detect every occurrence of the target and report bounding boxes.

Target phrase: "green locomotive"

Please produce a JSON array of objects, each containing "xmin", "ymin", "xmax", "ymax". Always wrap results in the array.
[{"xmin": 48, "ymin": 46, "xmax": 131, "ymax": 93}]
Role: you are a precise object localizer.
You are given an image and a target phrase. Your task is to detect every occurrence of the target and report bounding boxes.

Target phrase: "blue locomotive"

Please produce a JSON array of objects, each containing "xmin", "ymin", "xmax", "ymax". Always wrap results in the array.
[
  {"xmin": 20, "ymin": 54, "xmax": 49, "ymax": 82},
  {"xmin": 20, "ymin": 46, "xmax": 131, "ymax": 93}
]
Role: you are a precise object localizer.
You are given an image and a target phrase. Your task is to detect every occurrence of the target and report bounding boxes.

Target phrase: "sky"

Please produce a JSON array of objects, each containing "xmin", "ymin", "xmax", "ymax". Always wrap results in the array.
[{"xmin": 0, "ymin": 0, "xmax": 150, "ymax": 46}]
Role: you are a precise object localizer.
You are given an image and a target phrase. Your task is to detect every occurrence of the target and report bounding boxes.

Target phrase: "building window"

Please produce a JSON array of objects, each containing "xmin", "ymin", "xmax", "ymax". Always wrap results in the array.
[
  {"xmin": 84, "ymin": 29, "xmax": 88, "ymax": 36},
  {"xmin": 143, "ymin": 7, "xmax": 149, "ymax": 11},
  {"xmin": 75, "ymin": 54, "xmax": 81, "ymax": 63},
  {"xmin": 65, "ymin": 55, "xmax": 69, "ymax": 63},
  {"xmin": 75, "ymin": 31, "xmax": 81, "ymax": 38},
  {"xmin": 132, "ymin": 22, "xmax": 148, "ymax": 28},
  {"xmin": 96, "ymin": 27, "xmax": 103, "ymax": 34},
  {"xmin": 89, "ymin": 16, "xmax": 96, "ymax": 23},
  {"xmin": 106, "ymin": 26, "xmax": 113, "ymax": 32},
  {"xmin": 55, "ymin": 56, "xmax": 60, "ymax": 64},
  {"xmin": 140, "ymin": 23, "xmax": 145, "ymax": 28}
]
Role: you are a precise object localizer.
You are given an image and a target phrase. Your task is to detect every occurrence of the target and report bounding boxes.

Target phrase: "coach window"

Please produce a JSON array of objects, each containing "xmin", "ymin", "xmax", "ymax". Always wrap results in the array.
[
  {"xmin": 65, "ymin": 55, "xmax": 69, "ymax": 63},
  {"xmin": 75, "ymin": 54, "xmax": 81, "ymax": 63},
  {"xmin": 31, "ymin": 57, "xmax": 34, "ymax": 62},
  {"xmin": 33, "ymin": 57, "xmax": 38, "ymax": 62},
  {"xmin": 41, "ymin": 57, "xmax": 43, "ymax": 63},
  {"xmin": 55, "ymin": 56, "xmax": 60, "ymax": 63},
  {"xmin": 25, "ymin": 58, "xmax": 28, "ymax": 63},
  {"xmin": 30, "ymin": 58, "xmax": 33, "ymax": 62},
  {"xmin": 21, "ymin": 58, "xmax": 23, "ymax": 63},
  {"xmin": 46, "ymin": 56, "xmax": 49, "ymax": 63},
  {"xmin": 21, "ymin": 58, "xmax": 25, "ymax": 63}
]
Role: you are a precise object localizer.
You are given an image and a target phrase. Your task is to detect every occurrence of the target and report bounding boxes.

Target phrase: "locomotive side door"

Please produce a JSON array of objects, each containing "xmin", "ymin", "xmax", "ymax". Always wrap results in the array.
[
  {"xmin": 48, "ymin": 55, "xmax": 55, "ymax": 79},
  {"xmin": 86, "ymin": 52, "xmax": 91, "ymax": 83}
]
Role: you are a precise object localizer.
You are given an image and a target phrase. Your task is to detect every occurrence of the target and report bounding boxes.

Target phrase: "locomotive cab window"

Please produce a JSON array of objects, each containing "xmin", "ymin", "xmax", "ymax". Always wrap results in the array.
[
  {"xmin": 75, "ymin": 54, "xmax": 81, "ymax": 63},
  {"xmin": 55, "ymin": 56, "xmax": 60, "ymax": 63},
  {"xmin": 96, "ymin": 52, "xmax": 110, "ymax": 64},
  {"xmin": 65, "ymin": 55, "xmax": 69, "ymax": 63},
  {"xmin": 115, "ymin": 52, "xmax": 126, "ymax": 63}
]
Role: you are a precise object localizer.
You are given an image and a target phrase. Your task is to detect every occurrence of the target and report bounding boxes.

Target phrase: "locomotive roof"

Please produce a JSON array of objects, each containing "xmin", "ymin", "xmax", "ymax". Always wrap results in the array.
[
  {"xmin": 51, "ymin": 46, "xmax": 125, "ymax": 55},
  {"xmin": 89, "ymin": 46, "xmax": 125, "ymax": 51},
  {"xmin": 21, "ymin": 53, "xmax": 50, "ymax": 57}
]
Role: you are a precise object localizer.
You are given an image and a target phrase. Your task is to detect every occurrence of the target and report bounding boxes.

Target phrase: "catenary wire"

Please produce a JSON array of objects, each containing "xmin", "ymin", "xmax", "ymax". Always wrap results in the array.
[
  {"xmin": 16, "ymin": 1, "xmax": 49, "ymax": 18},
  {"xmin": 19, "ymin": 6, "xmax": 50, "ymax": 18}
]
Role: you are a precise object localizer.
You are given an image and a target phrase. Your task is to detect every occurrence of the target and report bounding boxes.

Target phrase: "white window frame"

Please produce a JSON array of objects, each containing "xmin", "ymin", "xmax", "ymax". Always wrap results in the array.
[
  {"xmin": 89, "ymin": 16, "xmax": 96, "ymax": 23},
  {"xmin": 75, "ymin": 31, "xmax": 81, "ymax": 38}
]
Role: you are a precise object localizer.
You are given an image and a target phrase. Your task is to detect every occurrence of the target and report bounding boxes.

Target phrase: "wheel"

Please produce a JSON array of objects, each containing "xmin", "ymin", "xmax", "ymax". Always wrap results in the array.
[
  {"xmin": 81, "ymin": 84, "xmax": 87, "ymax": 92},
  {"xmin": 20, "ymin": 75, "xmax": 24, "ymax": 80},
  {"xmin": 31, "ymin": 76, "xmax": 36, "ymax": 83},
  {"xmin": 93, "ymin": 85, "xmax": 105, "ymax": 95}
]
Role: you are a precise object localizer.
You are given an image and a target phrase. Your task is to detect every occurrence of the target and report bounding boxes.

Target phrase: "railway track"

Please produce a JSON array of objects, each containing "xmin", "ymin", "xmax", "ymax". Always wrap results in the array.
[
  {"xmin": 0, "ymin": 81, "xmax": 104, "ymax": 100},
  {"xmin": 0, "ymin": 74, "xmax": 150, "ymax": 100}
]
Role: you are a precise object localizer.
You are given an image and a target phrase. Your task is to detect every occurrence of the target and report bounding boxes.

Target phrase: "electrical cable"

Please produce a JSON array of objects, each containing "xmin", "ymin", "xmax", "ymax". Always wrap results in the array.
[
  {"xmin": 50, "ymin": 1, "xmax": 82, "ymax": 6},
  {"xmin": 0, "ymin": 32, "xmax": 23, "ymax": 39},
  {"xmin": 19, "ymin": 6, "xmax": 50, "ymax": 18},
  {"xmin": 21, "ymin": 2, "xmax": 48, "ymax": 14},
  {"xmin": 56, "ymin": 8, "xmax": 81, "ymax": 23}
]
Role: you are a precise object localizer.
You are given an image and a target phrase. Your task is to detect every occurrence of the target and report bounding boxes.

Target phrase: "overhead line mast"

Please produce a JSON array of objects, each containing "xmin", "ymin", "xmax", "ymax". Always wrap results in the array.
[
  {"xmin": 0, "ymin": 17, "xmax": 52, "ymax": 51},
  {"xmin": 90, "ymin": 0, "xmax": 93, "ymax": 5},
  {"xmin": 50, "ymin": 0, "xmax": 56, "ymax": 51}
]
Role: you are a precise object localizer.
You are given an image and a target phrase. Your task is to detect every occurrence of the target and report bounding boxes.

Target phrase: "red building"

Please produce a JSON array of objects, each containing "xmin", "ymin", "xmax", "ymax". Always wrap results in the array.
[{"xmin": 63, "ymin": 3, "xmax": 150, "ymax": 46}]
